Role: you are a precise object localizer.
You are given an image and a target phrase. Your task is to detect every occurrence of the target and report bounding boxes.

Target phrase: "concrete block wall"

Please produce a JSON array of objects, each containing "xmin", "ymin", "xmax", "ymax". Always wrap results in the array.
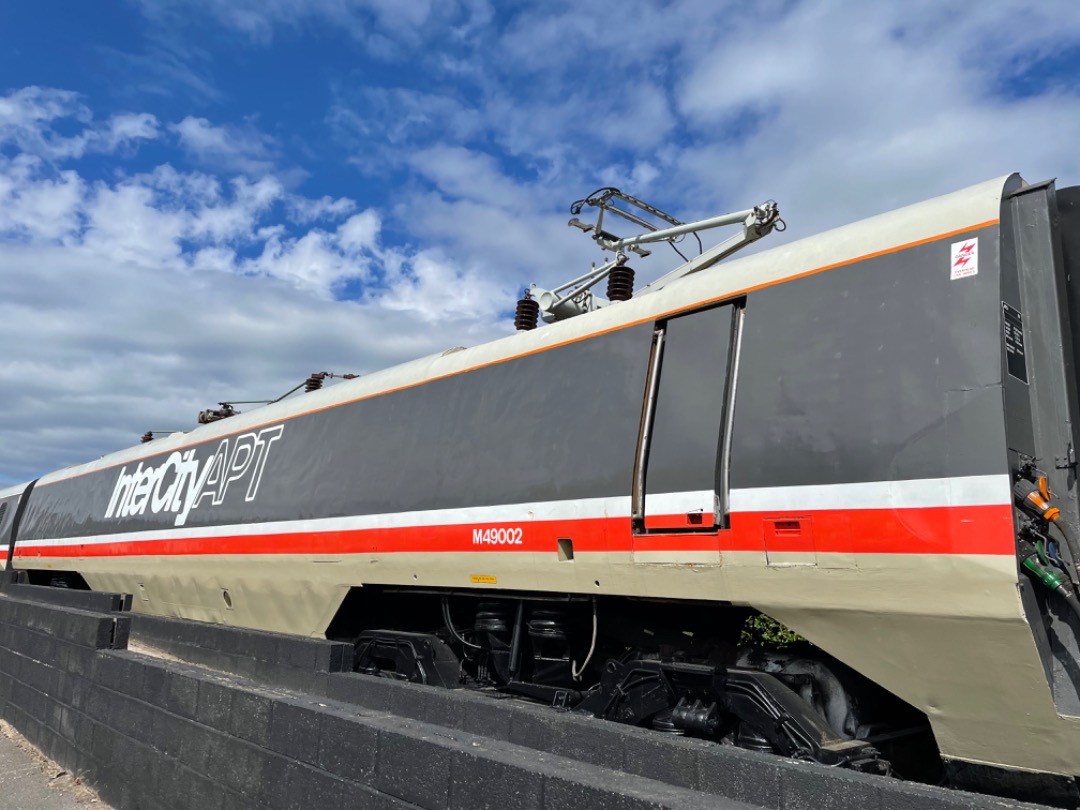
[
  {"xmin": 0, "ymin": 591, "xmax": 762, "ymax": 810},
  {"xmin": 3, "ymin": 580, "xmax": 133, "ymax": 614},
  {"xmin": 0, "ymin": 591, "xmax": 419, "ymax": 810},
  {"xmin": 127, "ymin": 612, "xmax": 353, "ymax": 695},
  {"xmin": 0, "ymin": 585, "xmax": 1050, "ymax": 810}
]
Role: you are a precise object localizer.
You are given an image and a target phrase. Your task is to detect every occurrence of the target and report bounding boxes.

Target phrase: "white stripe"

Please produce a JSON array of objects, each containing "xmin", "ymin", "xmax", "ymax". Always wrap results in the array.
[
  {"xmin": 16, "ymin": 475, "xmax": 1011, "ymax": 549},
  {"xmin": 728, "ymin": 474, "xmax": 1011, "ymax": 512},
  {"xmin": 15, "ymin": 496, "xmax": 632, "ymax": 548}
]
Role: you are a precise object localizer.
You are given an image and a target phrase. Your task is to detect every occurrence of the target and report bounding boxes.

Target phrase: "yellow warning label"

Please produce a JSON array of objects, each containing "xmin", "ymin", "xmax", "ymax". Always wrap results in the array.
[{"xmin": 470, "ymin": 574, "xmax": 497, "ymax": 585}]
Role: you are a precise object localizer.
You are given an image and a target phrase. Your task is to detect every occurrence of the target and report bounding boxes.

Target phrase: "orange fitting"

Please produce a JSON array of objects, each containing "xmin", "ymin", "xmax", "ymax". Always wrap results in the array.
[
  {"xmin": 1022, "ymin": 491, "xmax": 1062, "ymax": 522},
  {"xmin": 1026, "ymin": 492, "xmax": 1050, "ymax": 511},
  {"xmin": 1039, "ymin": 475, "xmax": 1052, "ymax": 500}
]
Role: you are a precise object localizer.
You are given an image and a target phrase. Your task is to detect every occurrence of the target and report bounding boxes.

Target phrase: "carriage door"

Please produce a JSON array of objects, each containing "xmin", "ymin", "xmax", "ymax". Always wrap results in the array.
[{"xmin": 633, "ymin": 302, "xmax": 740, "ymax": 556}]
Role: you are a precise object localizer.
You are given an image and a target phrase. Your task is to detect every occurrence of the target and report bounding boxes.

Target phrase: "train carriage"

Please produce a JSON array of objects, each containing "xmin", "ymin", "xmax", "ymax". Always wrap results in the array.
[{"xmin": 6, "ymin": 173, "xmax": 1080, "ymax": 805}]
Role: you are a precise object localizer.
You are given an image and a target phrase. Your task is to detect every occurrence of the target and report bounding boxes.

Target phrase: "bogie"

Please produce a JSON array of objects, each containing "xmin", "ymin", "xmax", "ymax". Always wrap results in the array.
[{"xmin": 331, "ymin": 587, "xmax": 937, "ymax": 780}]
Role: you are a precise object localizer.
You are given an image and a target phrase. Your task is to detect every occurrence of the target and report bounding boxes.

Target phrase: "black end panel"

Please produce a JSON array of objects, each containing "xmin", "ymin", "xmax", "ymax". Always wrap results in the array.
[
  {"xmin": 1058, "ymin": 185, "xmax": 1080, "ymax": 413},
  {"xmin": 4, "ymin": 479, "xmax": 37, "ymax": 570},
  {"xmin": 998, "ymin": 182, "xmax": 1036, "ymax": 464},
  {"xmin": 0, "ymin": 499, "xmax": 13, "ymax": 570},
  {"xmin": 1001, "ymin": 181, "xmax": 1080, "ymax": 715},
  {"xmin": 1002, "ymin": 181, "xmax": 1080, "ymax": 526}
]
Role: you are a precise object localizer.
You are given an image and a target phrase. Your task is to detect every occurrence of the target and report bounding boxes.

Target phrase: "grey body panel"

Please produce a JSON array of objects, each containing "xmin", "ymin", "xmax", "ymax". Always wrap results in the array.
[
  {"xmin": 18, "ymin": 324, "xmax": 654, "ymax": 541},
  {"xmin": 730, "ymin": 224, "xmax": 1008, "ymax": 489}
]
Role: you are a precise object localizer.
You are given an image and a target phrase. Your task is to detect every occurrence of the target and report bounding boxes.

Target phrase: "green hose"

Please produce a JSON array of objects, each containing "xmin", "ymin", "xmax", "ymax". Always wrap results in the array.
[{"xmin": 1023, "ymin": 555, "xmax": 1080, "ymax": 624}]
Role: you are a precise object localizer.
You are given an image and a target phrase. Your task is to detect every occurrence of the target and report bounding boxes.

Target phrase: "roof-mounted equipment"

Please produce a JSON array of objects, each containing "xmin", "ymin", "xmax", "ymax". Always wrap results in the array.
[
  {"xmin": 196, "ymin": 371, "xmax": 361, "ymax": 425},
  {"xmin": 518, "ymin": 188, "xmax": 783, "ymax": 327}
]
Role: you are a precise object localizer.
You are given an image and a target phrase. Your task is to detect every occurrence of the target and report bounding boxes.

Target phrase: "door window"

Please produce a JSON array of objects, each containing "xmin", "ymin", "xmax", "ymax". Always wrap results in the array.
[{"xmin": 635, "ymin": 303, "xmax": 741, "ymax": 532}]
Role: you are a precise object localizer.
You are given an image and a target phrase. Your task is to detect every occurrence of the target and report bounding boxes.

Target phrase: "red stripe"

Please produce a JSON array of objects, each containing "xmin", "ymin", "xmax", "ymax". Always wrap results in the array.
[
  {"xmin": 731, "ymin": 505, "xmax": 1014, "ymax": 555},
  {"xmin": 13, "ymin": 504, "xmax": 1016, "ymax": 559}
]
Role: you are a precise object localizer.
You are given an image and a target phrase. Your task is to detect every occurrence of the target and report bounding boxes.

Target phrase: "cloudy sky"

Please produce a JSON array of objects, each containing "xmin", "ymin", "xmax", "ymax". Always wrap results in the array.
[{"xmin": 2, "ymin": 1, "xmax": 1080, "ymax": 488}]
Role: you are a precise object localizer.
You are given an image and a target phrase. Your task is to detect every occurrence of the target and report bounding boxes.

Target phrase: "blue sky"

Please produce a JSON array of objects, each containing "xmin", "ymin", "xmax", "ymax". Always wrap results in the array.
[{"xmin": 2, "ymin": 0, "xmax": 1080, "ymax": 487}]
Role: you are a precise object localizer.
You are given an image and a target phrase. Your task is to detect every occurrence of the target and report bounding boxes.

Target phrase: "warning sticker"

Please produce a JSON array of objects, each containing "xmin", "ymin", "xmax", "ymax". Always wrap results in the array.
[{"xmin": 950, "ymin": 237, "xmax": 978, "ymax": 280}]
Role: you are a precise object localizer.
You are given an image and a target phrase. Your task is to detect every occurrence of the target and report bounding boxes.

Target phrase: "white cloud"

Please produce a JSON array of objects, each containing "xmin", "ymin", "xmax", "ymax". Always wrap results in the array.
[
  {"xmin": 0, "ymin": 155, "xmax": 85, "ymax": 242},
  {"xmin": 336, "ymin": 209, "xmax": 380, "ymax": 252},
  {"xmin": 0, "ymin": 86, "xmax": 160, "ymax": 161},
  {"xmin": 0, "ymin": 87, "xmax": 90, "ymax": 160},
  {"xmin": 408, "ymin": 146, "xmax": 534, "ymax": 210},
  {"xmin": 375, "ymin": 248, "xmax": 511, "ymax": 325},
  {"xmin": 328, "ymin": 87, "xmax": 483, "ymax": 149},
  {"xmin": 287, "ymin": 194, "xmax": 357, "ymax": 224},
  {"xmin": 130, "ymin": 0, "xmax": 482, "ymax": 51},
  {"xmin": 240, "ymin": 225, "xmax": 367, "ymax": 297},
  {"xmin": 81, "ymin": 180, "xmax": 186, "ymax": 266},
  {"xmin": 172, "ymin": 116, "xmax": 278, "ymax": 175},
  {"xmin": 103, "ymin": 113, "xmax": 161, "ymax": 150},
  {"xmin": 95, "ymin": 36, "xmax": 223, "ymax": 103},
  {"xmin": 596, "ymin": 160, "xmax": 663, "ymax": 197}
]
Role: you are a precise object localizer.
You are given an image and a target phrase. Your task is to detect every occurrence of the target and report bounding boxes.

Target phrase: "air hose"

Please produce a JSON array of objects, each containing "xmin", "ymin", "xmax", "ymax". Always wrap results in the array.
[
  {"xmin": 1014, "ymin": 478, "xmax": 1080, "ymax": 582},
  {"xmin": 1051, "ymin": 519, "xmax": 1080, "ymax": 579},
  {"xmin": 1014, "ymin": 478, "xmax": 1080, "ymax": 623},
  {"xmin": 1020, "ymin": 545, "xmax": 1080, "ymax": 624}
]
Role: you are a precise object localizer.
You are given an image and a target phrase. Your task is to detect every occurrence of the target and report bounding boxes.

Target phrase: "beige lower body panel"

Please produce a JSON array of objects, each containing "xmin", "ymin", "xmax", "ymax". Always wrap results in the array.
[{"xmin": 17, "ymin": 548, "xmax": 1080, "ymax": 777}]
